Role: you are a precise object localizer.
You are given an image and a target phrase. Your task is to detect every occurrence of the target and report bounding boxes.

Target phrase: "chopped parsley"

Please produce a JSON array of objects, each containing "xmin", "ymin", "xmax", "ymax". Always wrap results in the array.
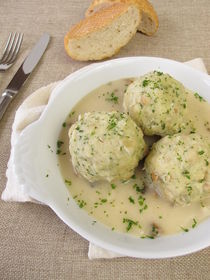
[
  {"xmin": 64, "ymin": 179, "xmax": 72, "ymax": 186},
  {"xmin": 198, "ymin": 150, "xmax": 204, "ymax": 155},
  {"xmin": 123, "ymin": 218, "xmax": 138, "ymax": 232},
  {"xmin": 194, "ymin": 92, "xmax": 205, "ymax": 102},
  {"xmin": 142, "ymin": 79, "xmax": 150, "ymax": 87},
  {"xmin": 177, "ymin": 154, "xmax": 182, "ymax": 161},
  {"xmin": 138, "ymin": 195, "xmax": 145, "ymax": 206},
  {"xmin": 69, "ymin": 111, "xmax": 75, "ymax": 118},
  {"xmin": 57, "ymin": 140, "xmax": 64, "ymax": 148},
  {"xmin": 47, "ymin": 144, "xmax": 53, "ymax": 153},
  {"xmin": 128, "ymin": 196, "xmax": 135, "ymax": 204},
  {"xmin": 192, "ymin": 218, "xmax": 197, "ymax": 228},
  {"xmin": 105, "ymin": 92, "xmax": 119, "ymax": 104},
  {"xmin": 133, "ymin": 183, "xmax": 145, "ymax": 194},
  {"xmin": 78, "ymin": 200, "xmax": 86, "ymax": 208},
  {"xmin": 180, "ymin": 226, "xmax": 189, "ymax": 232},
  {"xmin": 62, "ymin": 122, "xmax": 66, "ymax": 127},
  {"xmin": 57, "ymin": 140, "xmax": 64, "ymax": 154},
  {"xmin": 182, "ymin": 170, "xmax": 191, "ymax": 180},
  {"xmin": 200, "ymin": 201, "xmax": 205, "ymax": 208},
  {"xmin": 151, "ymin": 224, "xmax": 159, "ymax": 237},
  {"xmin": 186, "ymin": 184, "xmax": 192, "ymax": 196},
  {"xmin": 141, "ymin": 235, "xmax": 155, "ymax": 239},
  {"xmin": 199, "ymin": 178, "xmax": 205, "ymax": 183},
  {"xmin": 111, "ymin": 183, "xmax": 117, "ymax": 189},
  {"xmin": 107, "ymin": 119, "xmax": 117, "ymax": 130},
  {"xmin": 155, "ymin": 71, "xmax": 163, "ymax": 76},
  {"xmin": 138, "ymin": 195, "xmax": 148, "ymax": 213},
  {"xmin": 161, "ymin": 122, "xmax": 166, "ymax": 130}
]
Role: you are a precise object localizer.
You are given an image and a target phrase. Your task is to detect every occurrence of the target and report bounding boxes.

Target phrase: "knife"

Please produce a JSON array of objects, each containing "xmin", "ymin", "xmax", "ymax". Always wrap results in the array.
[{"xmin": 0, "ymin": 33, "xmax": 50, "ymax": 120}]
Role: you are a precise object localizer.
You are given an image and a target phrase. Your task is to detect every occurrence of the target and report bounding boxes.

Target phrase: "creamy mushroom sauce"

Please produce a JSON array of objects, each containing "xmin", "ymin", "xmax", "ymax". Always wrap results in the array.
[{"xmin": 58, "ymin": 78, "xmax": 210, "ymax": 238}]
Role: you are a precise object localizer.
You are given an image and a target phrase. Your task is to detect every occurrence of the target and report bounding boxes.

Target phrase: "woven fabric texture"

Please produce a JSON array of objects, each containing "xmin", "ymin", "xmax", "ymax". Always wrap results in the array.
[{"xmin": 0, "ymin": 0, "xmax": 210, "ymax": 279}]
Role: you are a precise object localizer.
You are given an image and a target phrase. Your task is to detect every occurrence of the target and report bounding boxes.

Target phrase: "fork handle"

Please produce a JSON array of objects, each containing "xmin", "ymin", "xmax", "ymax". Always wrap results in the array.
[{"xmin": 0, "ymin": 91, "xmax": 13, "ymax": 120}]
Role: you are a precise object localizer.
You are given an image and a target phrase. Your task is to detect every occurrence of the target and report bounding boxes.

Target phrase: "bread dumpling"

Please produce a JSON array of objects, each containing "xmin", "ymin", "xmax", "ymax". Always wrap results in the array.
[
  {"xmin": 123, "ymin": 71, "xmax": 189, "ymax": 136},
  {"xmin": 69, "ymin": 111, "xmax": 147, "ymax": 182},
  {"xmin": 144, "ymin": 133, "xmax": 210, "ymax": 205}
]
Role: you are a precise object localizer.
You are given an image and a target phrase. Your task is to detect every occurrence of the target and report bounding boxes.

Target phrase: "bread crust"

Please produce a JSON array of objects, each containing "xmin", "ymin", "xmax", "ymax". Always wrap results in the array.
[
  {"xmin": 66, "ymin": 3, "xmax": 133, "ymax": 39},
  {"xmin": 85, "ymin": 0, "xmax": 159, "ymax": 35},
  {"xmin": 64, "ymin": 3, "xmax": 140, "ymax": 61}
]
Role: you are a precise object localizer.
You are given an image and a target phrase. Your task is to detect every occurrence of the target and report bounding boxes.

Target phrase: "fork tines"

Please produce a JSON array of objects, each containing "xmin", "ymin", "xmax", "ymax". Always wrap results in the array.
[{"xmin": 0, "ymin": 32, "xmax": 24, "ymax": 66}]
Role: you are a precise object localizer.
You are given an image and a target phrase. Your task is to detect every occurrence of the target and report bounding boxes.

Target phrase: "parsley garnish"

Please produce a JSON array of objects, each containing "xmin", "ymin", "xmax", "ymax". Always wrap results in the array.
[
  {"xmin": 65, "ymin": 179, "xmax": 72, "ymax": 186},
  {"xmin": 155, "ymin": 71, "xmax": 163, "ymax": 76},
  {"xmin": 105, "ymin": 92, "xmax": 119, "ymax": 104},
  {"xmin": 182, "ymin": 170, "xmax": 191, "ymax": 180},
  {"xmin": 69, "ymin": 111, "xmax": 75, "ymax": 118},
  {"xmin": 47, "ymin": 144, "xmax": 53, "ymax": 153},
  {"xmin": 123, "ymin": 218, "xmax": 138, "ymax": 232},
  {"xmin": 151, "ymin": 224, "xmax": 159, "ymax": 237},
  {"xmin": 107, "ymin": 119, "xmax": 117, "ymax": 130},
  {"xmin": 57, "ymin": 140, "xmax": 64, "ymax": 148},
  {"xmin": 194, "ymin": 92, "xmax": 205, "ymax": 102},
  {"xmin": 128, "ymin": 196, "xmax": 135, "ymax": 204},
  {"xmin": 78, "ymin": 200, "xmax": 86, "ymax": 208},
  {"xmin": 107, "ymin": 114, "xmax": 118, "ymax": 130},
  {"xmin": 161, "ymin": 122, "xmax": 166, "ymax": 130},
  {"xmin": 181, "ymin": 226, "xmax": 189, "ymax": 232},
  {"xmin": 186, "ymin": 184, "xmax": 192, "ymax": 195},
  {"xmin": 133, "ymin": 183, "xmax": 145, "ymax": 194},
  {"xmin": 138, "ymin": 195, "xmax": 148, "ymax": 213},
  {"xmin": 142, "ymin": 79, "xmax": 150, "ymax": 87},
  {"xmin": 111, "ymin": 183, "xmax": 116, "ymax": 189},
  {"xmin": 192, "ymin": 218, "xmax": 197, "ymax": 228}
]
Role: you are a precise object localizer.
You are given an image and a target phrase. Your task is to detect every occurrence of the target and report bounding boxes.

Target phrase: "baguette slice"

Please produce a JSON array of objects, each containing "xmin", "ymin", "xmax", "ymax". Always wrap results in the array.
[
  {"xmin": 64, "ymin": 3, "xmax": 140, "ymax": 61},
  {"xmin": 85, "ymin": 0, "xmax": 159, "ymax": 36}
]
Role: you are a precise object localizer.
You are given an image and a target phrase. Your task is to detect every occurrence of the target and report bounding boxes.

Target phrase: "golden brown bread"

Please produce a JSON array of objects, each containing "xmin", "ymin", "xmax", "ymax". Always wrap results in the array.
[
  {"xmin": 64, "ymin": 3, "xmax": 140, "ymax": 61},
  {"xmin": 85, "ymin": 0, "xmax": 159, "ymax": 36}
]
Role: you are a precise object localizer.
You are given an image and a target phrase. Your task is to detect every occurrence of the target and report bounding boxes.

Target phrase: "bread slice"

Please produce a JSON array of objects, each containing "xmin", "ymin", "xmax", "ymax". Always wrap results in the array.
[
  {"xmin": 64, "ymin": 3, "xmax": 140, "ymax": 61},
  {"xmin": 85, "ymin": 0, "xmax": 159, "ymax": 36}
]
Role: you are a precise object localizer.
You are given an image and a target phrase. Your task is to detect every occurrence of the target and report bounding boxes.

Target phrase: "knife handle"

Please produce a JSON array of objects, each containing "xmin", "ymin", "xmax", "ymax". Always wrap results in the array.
[{"xmin": 0, "ymin": 91, "xmax": 13, "ymax": 120}]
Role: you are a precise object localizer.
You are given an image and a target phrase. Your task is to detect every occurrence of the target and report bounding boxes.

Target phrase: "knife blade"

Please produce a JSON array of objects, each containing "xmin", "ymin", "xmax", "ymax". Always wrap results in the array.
[{"xmin": 0, "ymin": 33, "xmax": 50, "ymax": 120}]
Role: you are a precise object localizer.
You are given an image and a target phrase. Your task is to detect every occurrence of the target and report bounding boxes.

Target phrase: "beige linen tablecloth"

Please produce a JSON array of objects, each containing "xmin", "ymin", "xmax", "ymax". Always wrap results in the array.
[{"xmin": 0, "ymin": 0, "xmax": 210, "ymax": 279}]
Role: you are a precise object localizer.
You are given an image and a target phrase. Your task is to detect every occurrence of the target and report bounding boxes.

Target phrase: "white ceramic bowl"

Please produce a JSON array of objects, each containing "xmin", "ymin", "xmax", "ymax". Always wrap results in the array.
[{"xmin": 14, "ymin": 57, "xmax": 210, "ymax": 258}]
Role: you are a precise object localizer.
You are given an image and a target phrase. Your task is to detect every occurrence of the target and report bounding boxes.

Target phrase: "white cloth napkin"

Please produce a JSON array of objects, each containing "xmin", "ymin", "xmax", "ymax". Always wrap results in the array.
[{"xmin": 1, "ymin": 58, "xmax": 208, "ymax": 259}]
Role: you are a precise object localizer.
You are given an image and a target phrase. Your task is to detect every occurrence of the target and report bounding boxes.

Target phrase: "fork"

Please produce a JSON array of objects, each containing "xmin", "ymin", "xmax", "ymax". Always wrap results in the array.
[{"xmin": 0, "ymin": 33, "xmax": 24, "ymax": 71}]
